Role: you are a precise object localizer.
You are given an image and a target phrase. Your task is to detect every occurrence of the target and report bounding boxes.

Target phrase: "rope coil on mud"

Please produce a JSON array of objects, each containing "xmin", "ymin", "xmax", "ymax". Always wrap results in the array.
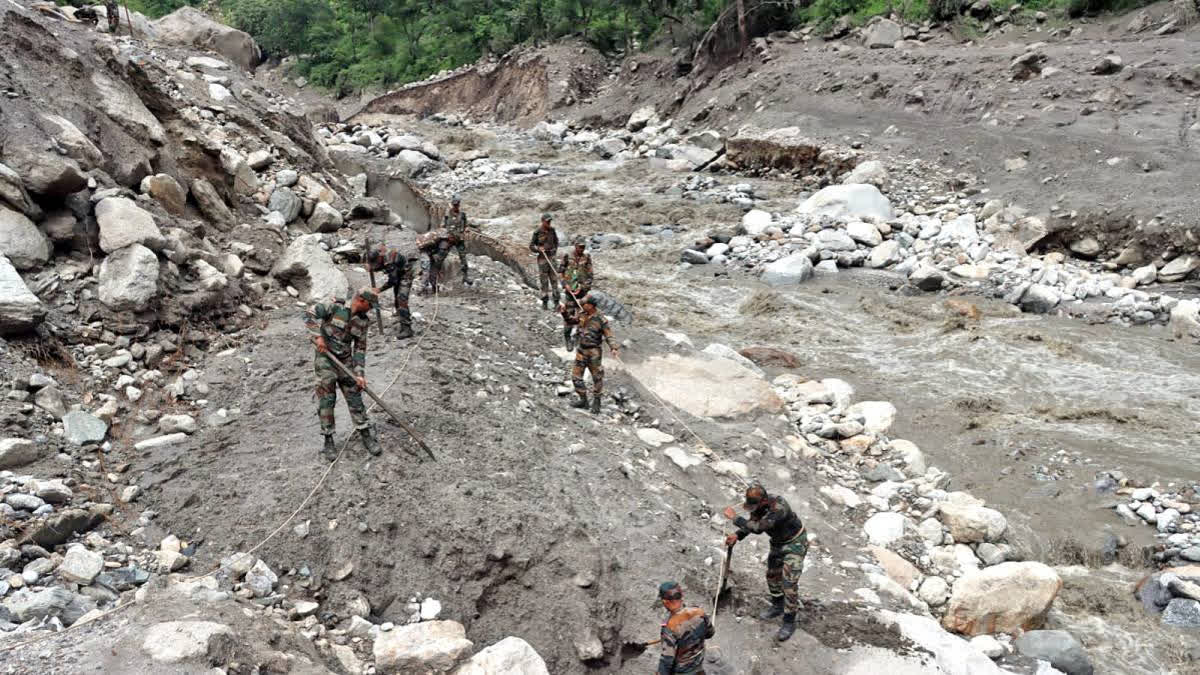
[{"xmin": 0, "ymin": 286, "xmax": 442, "ymax": 652}]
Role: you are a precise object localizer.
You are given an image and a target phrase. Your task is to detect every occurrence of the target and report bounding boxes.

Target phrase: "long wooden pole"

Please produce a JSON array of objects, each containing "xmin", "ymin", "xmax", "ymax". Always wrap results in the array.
[{"xmin": 321, "ymin": 350, "xmax": 435, "ymax": 461}]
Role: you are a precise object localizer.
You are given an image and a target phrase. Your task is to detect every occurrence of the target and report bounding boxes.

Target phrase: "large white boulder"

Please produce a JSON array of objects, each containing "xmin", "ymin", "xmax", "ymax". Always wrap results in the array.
[
  {"xmin": 96, "ymin": 198, "xmax": 163, "ymax": 254},
  {"xmin": 622, "ymin": 352, "xmax": 784, "ymax": 419},
  {"xmin": 374, "ymin": 620, "xmax": 474, "ymax": 674},
  {"xmin": 938, "ymin": 502, "xmax": 1007, "ymax": 543},
  {"xmin": 0, "ymin": 205, "xmax": 51, "ymax": 270},
  {"xmin": 89, "ymin": 71, "xmax": 166, "ymax": 145},
  {"xmin": 271, "ymin": 234, "xmax": 349, "ymax": 303},
  {"xmin": 761, "ymin": 252, "xmax": 814, "ymax": 286},
  {"xmin": 797, "ymin": 184, "xmax": 893, "ymax": 222},
  {"xmin": 0, "ymin": 255, "xmax": 46, "ymax": 334},
  {"xmin": 879, "ymin": 611, "xmax": 1007, "ymax": 674},
  {"xmin": 846, "ymin": 400, "xmax": 897, "ymax": 433},
  {"xmin": 1171, "ymin": 299, "xmax": 1200, "ymax": 340},
  {"xmin": 453, "ymin": 637, "xmax": 549, "ymax": 675},
  {"xmin": 844, "ymin": 160, "xmax": 889, "ymax": 186},
  {"xmin": 942, "ymin": 562, "xmax": 1062, "ymax": 636},
  {"xmin": 97, "ymin": 244, "xmax": 159, "ymax": 312},
  {"xmin": 864, "ymin": 512, "xmax": 907, "ymax": 546},
  {"xmin": 154, "ymin": 7, "xmax": 261, "ymax": 71},
  {"xmin": 141, "ymin": 620, "xmax": 233, "ymax": 664},
  {"xmin": 863, "ymin": 18, "xmax": 903, "ymax": 48}
]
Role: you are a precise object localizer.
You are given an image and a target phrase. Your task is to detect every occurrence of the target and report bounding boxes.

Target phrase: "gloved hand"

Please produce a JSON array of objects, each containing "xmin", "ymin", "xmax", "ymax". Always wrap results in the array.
[{"xmin": 725, "ymin": 533, "xmax": 738, "ymax": 548}]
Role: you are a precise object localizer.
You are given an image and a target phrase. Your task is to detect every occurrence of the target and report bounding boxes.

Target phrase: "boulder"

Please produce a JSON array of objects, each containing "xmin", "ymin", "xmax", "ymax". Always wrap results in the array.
[
  {"xmin": 141, "ymin": 620, "xmax": 234, "ymax": 664},
  {"xmin": 271, "ymin": 233, "xmax": 349, "ymax": 302},
  {"xmin": 453, "ymin": 636, "xmax": 549, "ymax": 675},
  {"xmin": 919, "ymin": 576, "xmax": 952, "ymax": 607},
  {"xmin": 938, "ymin": 502, "xmax": 1007, "ymax": 543},
  {"xmin": 396, "ymin": 149, "xmax": 438, "ymax": 177},
  {"xmin": 909, "ymin": 261, "xmax": 944, "ymax": 291},
  {"xmin": 621, "ymin": 352, "xmax": 784, "ymax": 419},
  {"xmin": 867, "ymin": 240, "xmax": 901, "ymax": 268},
  {"xmin": 1013, "ymin": 630, "xmax": 1093, "ymax": 675},
  {"xmin": 3, "ymin": 587, "xmax": 95, "ymax": 626},
  {"xmin": 269, "ymin": 187, "xmax": 302, "ymax": 223},
  {"xmin": 1159, "ymin": 255, "xmax": 1200, "ymax": 282},
  {"xmin": 90, "ymin": 71, "xmax": 166, "ymax": 145},
  {"xmin": 0, "ymin": 438, "xmax": 41, "ymax": 470},
  {"xmin": 40, "ymin": 210, "xmax": 79, "ymax": 244},
  {"xmin": 29, "ymin": 508, "xmax": 104, "ymax": 548},
  {"xmin": 190, "ymin": 178, "xmax": 234, "ymax": 229},
  {"xmin": 97, "ymin": 244, "xmax": 159, "ymax": 312},
  {"xmin": 864, "ymin": 512, "xmax": 907, "ymax": 546},
  {"xmin": 63, "ymin": 411, "xmax": 108, "ymax": 445},
  {"xmin": 33, "ymin": 385, "xmax": 66, "ymax": 418},
  {"xmin": 307, "ymin": 202, "xmax": 343, "ymax": 233},
  {"xmin": 4, "ymin": 143, "xmax": 87, "ymax": 198},
  {"xmin": 1018, "ymin": 284, "xmax": 1060, "ymax": 314},
  {"xmin": 847, "ymin": 221, "xmax": 883, "ymax": 246},
  {"xmin": 154, "ymin": 8, "xmax": 261, "ymax": 71},
  {"xmin": 797, "ymin": 184, "xmax": 893, "ymax": 222},
  {"xmin": 1171, "ymin": 299, "xmax": 1200, "ymax": 340},
  {"xmin": 0, "ymin": 205, "xmax": 51, "ymax": 269},
  {"xmin": 701, "ymin": 343, "xmax": 764, "ymax": 377},
  {"xmin": 39, "ymin": 114, "xmax": 103, "ymax": 169},
  {"xmin": 761, "ymin": 253, "xmax": 814, "ymax": 286},
  {"xmin": 141, "ymin": 174, "xmax": 187, "ymax": 215},
  {"xmin": 626, "ymin": 106, "xmax": 658, "ymax": 132},
  {"xmin": 687, "ymin": 130, "xmax": 724, "ymax": 151},
  {"xmin": 879, "ymin": 611, "xmax": 1006, "ymax": 674},
  {"xmin": 220, "ymin": 147, "xmax": 257, "ymax": 194},
  {"xmin": 1163, "ymin": 598, "xmax": 1200, "ymax": 628},
  {"xmin": 844, "ymin": 160, "xmax": 888, "ymax": 186},
  {"xmin": 0, "ymin": 162, "xmax": 39, "ymax": 217},
  {"xmin": 373, "ymin": 620, "xmax": 474, "ymax": 674},
  {"xmin": 96, "ymin": 198, "xmax": 163, "ymax": 254},
  {"xmin": 846, "ymin": 401, "xmax": 897, "ymax": 433},
  {"xmin": 863, "ymin": 18, "xmax": 903, "ymax": 48},
  {"xmin": 58, "ymin": 546, "xmax": 104, "ymax": 585},
  {"xmin": 942, "ymin": 562, "xmax": 1062, "ymax": 635},
  {"xmin": 672, "ymin": 144, "xmax": 720, "ymax": 168},
  {"xmin": 742, "ymin": 209, "xmax": 773, "ymax": 236},
  {"xmin": 0, "ymin": 256, "xmax": 44, "ymax": 333}
]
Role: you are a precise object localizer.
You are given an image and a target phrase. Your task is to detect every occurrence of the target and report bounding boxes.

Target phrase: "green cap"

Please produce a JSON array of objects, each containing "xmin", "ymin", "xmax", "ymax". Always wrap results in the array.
[
  {"xmin": 658, "ymin": 581, "xmax": 682, "ymax": 600},
  {"xmin": 541, "ymin": 212, "xmax": 553, "ymax": 222},
  {"xmin": 357, "ymin": 288, "xmax": 379, "ymax": 308}
]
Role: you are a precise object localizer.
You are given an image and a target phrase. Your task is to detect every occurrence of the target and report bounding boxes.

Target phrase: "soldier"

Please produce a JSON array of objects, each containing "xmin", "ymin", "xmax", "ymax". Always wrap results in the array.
[
  {"xmin": 558, "ymin": 237, "xmax": 594, "ymax": 349},
  {"xmin": 570, "ymin": 295, "xmax": 618, "ymax": 414},
  {"xmin": 442, "ymin": 195, "xmax": 472, "ymax": 285},
  {"xmin": 417, "ymin": 229, "xmax": 453, "ymax": 295},
  {"xmin": 105, "ymin": 0, "xmax": 119, "ymax": 33},
  {"xmin": 723, "ymin": 482, "xmax": 808, "ymax": 642},
  {"xmin": 306, "ymin": 289, "xmax": 381, "ymax": 461},
  {"xmin": 528, "ymin": 213, "xmax": 560, "ymax": 310},
  {"xmin": 367, "ymin": 245, "xmax": 416, "ymax": 340},
  {"xmin": 656, "ymin": 581, "xmax": 714, "ymax": 675}
]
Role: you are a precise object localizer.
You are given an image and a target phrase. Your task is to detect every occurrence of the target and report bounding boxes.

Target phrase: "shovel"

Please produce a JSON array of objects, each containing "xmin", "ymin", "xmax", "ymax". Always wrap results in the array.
[{"xmin": 618, "ymin": 637, "xmax": 660, "ymax": 661}]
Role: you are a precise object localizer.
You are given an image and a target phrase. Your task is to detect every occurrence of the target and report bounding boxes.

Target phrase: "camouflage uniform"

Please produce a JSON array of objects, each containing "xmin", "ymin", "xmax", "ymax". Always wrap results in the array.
[
  {"xmin": 658, "ymin": 606, "xmax": 714, "ymax": 675},
  {"xmin": 732, "ymin": 495, "xmax": 808, "ymax": 617},
  {"xmin": 443, "ymin": 208, "xmax": 470, "ymax": 281},
  {"xmin": 374, "ymin": 247, "xmax": 416, "ymax": 337},
  {"xmin": 105, "ymin": 0, "xmax": 119, "ymax": 33},
  {"xmin": 572, "ymin": 310, "xmax": 615, "ymax": 413},
  {"xmin": 418, "ymin": 230, "xmax": 453, "ymax": 294},
  {"xmin": 558, "ymin": 250, "xmax": 593, "ymax": 349},
  {"xmin": 305, "ymin": 299, "xmax": 371, "ymax": 435},
  {"xmin": 529, "ymin": 224, "xmax": 559, "ymax": 306}
]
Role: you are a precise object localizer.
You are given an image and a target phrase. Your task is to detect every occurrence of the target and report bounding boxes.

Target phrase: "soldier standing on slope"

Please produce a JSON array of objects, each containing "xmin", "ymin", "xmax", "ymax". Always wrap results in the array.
[
  {"xmin": 306, "ymin": 289, "xmax": 381, "ymax": 460},
  {"xmin": 656, "ymin": 581, "xmax": 715, "ymax": 675},
  {"xmin": 367, "ymin": 245, "xmax": 417, "ymax": 340},
  {"xmin": 442, "ymin": 194, "xmax": 473, "ymax": 285},
  {"xmin": 570, "ymin": 295, "xmax": 618, "ymax": 414},
  {"xmin": 529, "ymin": 213, "xmax": 560, "ymax": 310}
]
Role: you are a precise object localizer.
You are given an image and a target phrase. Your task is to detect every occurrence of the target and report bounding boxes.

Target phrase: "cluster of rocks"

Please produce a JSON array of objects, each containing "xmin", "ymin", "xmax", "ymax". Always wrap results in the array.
[
  {"xmin": 1137, "ymin": 565, "xmax": 1200, "ymax": 630},
  {"xmin": 321, "ymin": 122, "xmax": 446, "ymax": 179},
  {"xmin": 677, "ymin": 162, "xmax": 1200, "ymax": 329},
  {"xmin": 662, "ymin": 175, "xmax": 760, "ymax": 208},
  {"xmin": 1103, "ymin": 479, "xmax": 1200, "ymax": 567},
  {"xmin": 534, "ymin": 106, "xmax": 724, "ymax": 171}
]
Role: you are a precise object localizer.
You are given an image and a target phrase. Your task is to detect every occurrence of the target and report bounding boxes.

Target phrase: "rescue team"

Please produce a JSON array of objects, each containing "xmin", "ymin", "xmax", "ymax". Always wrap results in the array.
[{"xmin": 306, "ymin": 197, "xmax": 807, "ymax": 672}]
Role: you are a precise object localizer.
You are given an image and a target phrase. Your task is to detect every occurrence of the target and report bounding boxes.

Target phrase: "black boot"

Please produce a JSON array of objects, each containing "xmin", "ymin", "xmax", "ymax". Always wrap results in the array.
[
  {"xmin": 570, "ymin": 392, "xmax": 589, "ymax": 409},
  {"xmin": 359, "ymin": 427, "xmax": 381, "ymax": 456},
  {"xmin": 396, "ymin": 323, "xmax": 414, "ymax": 340},
  {"xmin": 758, "ymin": 596, "xmax": 785, "ymax": 621},
  {"xmin": 776, "ymin": 613, "xmax": 796, "ymax": 642},
  {"xmin": 321, "ymin": 434, "xmax": 337, "ymax": 462},
  {"xmin": 461, "ymin": 267, "xmax": 471, "ymax": 286},
  {"xmin": 589, "ymin": 394, "xmax": 601, "ymax": 414},
  {"xmin": 563, "ymin": 326, "xmax": 575, "ymax": 350}
]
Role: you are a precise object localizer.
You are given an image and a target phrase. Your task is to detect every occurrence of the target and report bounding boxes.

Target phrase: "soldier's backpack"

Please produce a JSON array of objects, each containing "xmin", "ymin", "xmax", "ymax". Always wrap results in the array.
[{"xmin": 416, "ymin": 228, "xmax": 449, "ymax": 252}]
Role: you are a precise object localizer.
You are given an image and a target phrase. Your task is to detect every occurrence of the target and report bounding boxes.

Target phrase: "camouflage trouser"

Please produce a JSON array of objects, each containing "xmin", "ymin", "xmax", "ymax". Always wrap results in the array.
[
  {"xmin": 388, "ymin": 274, "xmax": 413, "ymax": 330},
  {"xmin": 572, "ymin": 347, "xmax": 604, "ymax": 395},
  {"xmin": 314, "ymin": 354, "xmax": 368, "ymax": 435},
  {"xmin": 766, "ymin": 530, "xmax": 808, "ymax": 615},
  {"xmin": 537, "ymin": 258, "xmax": 560, "ymax": 302},
  {"xmin": 453, "ymin": 240, "xmax": 468, "ymax": 275},
  {"xmin": 106, "ymin": 0, "xmax": 119, "ymax": 32},
  {"xmin": 425, "ymin": 250, "xmax": 447, "ymax": 292}
]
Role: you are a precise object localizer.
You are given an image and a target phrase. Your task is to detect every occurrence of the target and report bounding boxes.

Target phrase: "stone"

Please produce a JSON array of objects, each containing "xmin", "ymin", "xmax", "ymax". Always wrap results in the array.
[
  {"xmin": 159, "ymin": 414, "xmax": 198, "ymax": 434},
  {"xmin": 863, "ymin": 18, "xmax": 903, "ymax": 48},
  {"xmin": 33, "ymin": 479, "xmax": 73, "ymax": 503},
  {"xmin": 397, "ymin": 149, "xmax": 438, "ymax": 177},
  {"xmin": 626, "ymin": 106, "xmax": 658, "ymax": 132},
  {"xmin": 919, "ymin": 576, "xmax": 951, "ymax": 606},
  {"xmin": 186, "ymin": 55, "xmax": 229, "ymax": 70},
  {"xmin": 307, "ymin": 202, "xmax": 343, "ymax": 233},
  {"xmin": 133, "ymin": 433, "xmax": 189, "ymax": 450},
  {"xmin": 686, "ymin": 130, "xmax": 723, "ymax": 151},
  {"xmin": 154, "ymin": 7, "xmax": 261, "ymax": 70},
  {"xmin": 269, "ymin": 187, "xmax": 302, "ymax": 224},
  {"xmin": 816, "ymin": 228, "xmax": 857, "ymax": 252},
  {"xmin": 909, "ymin": 261, "xmax": 944, "ymax": 291},
  {"xmin": 942, "ymin": 562, "xmax": 1062, "ymax": 635},
  {"xmin": 1163, "ymin": 598, "xmax": 1200, "ymax": 628},
  {"xmin": 3, "ymin": 587, "xmax": 96, "ymax": 625},
  {"xmin": 0, "ymin": 205, "xmax": 51, "ymax": 270},
  {"xmin": 797, "ymin": 184, "xmax": 893, "ymax": 222},
  {"xmin": 275, "ymin": 169, "xmax": 299, "ymax": 188},
  {"xmin": 1092, "ymin": 54, "xmax": 1123, "ymax": 75},
  {"xmin": 421, "ymin": 597, "xmax": 443, "ymax": 620},
  {"xmin": 574, "ymin": 631, "xmax": 604, "ymax": 661},
  {"xmin": 59, "ymin": 546, "xmax": 104, "ymax": 585},
  {"xmin": 867, "ymin": 240, "xmax": 901, "ymax": 268},
  {"xmin": 891, "ymin": 439, "xmax": 926, "ymax": 476},
  {"xmin": 970, "ymin": 634, "xmax": 1005, "ymax": 659},
  {"xmin": 593, "ymin": 137, "xmax": 627, "ymax": 158},
  {"xmin": 373, "ymin": 620, "xmax": 474, "ymax": 674},
  {"xmin": 42, "ymin": 210, "xmax": 79, "ymax": 245},
  {"xmin": 621, "ymin": 352, "xmax": 783, "ymax": 419},
  {"xmin": 245, "ymin": 559, "xmax": 277, "ymax": 597},
  {"xmin": 880, "ymin": 610, "xmax": 1006, "ymax": 674},
  {"xmin": 247, "ymin": 150, "xmax": 272, "ymax": 170},
  {"xmin": 0, "ymin": 254, "xmax": 46, "ymax": 334},
  {"xmin": 220, "ymin": 148, "xmax": 257, "ymax": 194},
  {"xmin": 29, "ymin": 509, "xmax": 103, "ymax": 547},
  {"xmin": 847, "ymin": 221, "xmax": 883, "ymax": 246},
  {"xmin": 453, "ymin": 636, "xmax": 549, "ymax": 675},
  {"xmin": 0, "ymin": 162, "xmax": 38, "ymax": 217},
  {"xmin": 820, "ymin": 485, "xmax": 862, "ymax": 508},
  {"xmin": 702, "ymin": 343, "xmax": 763, "ymax": 377},
  {"xmin": 1131, "ymin": 263, "xmax": 1157, "ymax": 286},
  {"xmin": 742, "ymin": 209, "xmax": 773, "ymax": 236},
  {"xmin": 636, "ymin": 428, "xmax": 675, "ymax": 447},
  {"xmin": 871, "ymin": 546, "xmax": 921, "ymax": 588},
  {"xmin": 272, "ymin": 233, "xmax": 349, "ymax": 302},
  {"xmin": 1159, "ymin": 255, "xmax": 1200, "ymax": 282},
  {"xmin": 189, "ymin": 178, "xmax": 234, "ymax": 228},
  {"xmin": 141, "ymin": 174, "xmax": 187, "ymax": 215},
  {"xmin": 96, "ymin": 198, "xmax": 163, "ymax": 254},
  {"xmin": 761, "ymin": 252, "xmax": 814, "ymax": 286},
  {"xmin": 864, "ymin": 512, "xmax": 907, "ymax": 546},
  {"xmin": 141, "ymin": 620, "xmax": 234, "ymax": 664},
  {"xmin": 1170, "ymin": 299, "xmax": 1200, "ymax": 340},
  {"xmin": 846, "ymin": 401, "xmax": 897, "ymax": 433},
  {"xmin": 33, "ymin": 385, "xmax": 66, "ymax": 418},
  {"xmin": 4, "ymin": 144, "xmax": 87, "ymax": 198},
  {"xmin": 90, "ymin": 71, "xmax": 166, "ymax": 145},
  {"xmin": 663, "ymin": 446, "xmax": 703, "ymax": 471},
  {"xmin": 218, "ymin": 252, "xmax": 244, "ymax": 278},
  {"xmin": 1069, "ymin": 237, "xmax": 1101, "ymax": 258},
  {"xmin": 681, "ymin": 249, "xmax": 708, "ymax": 265},
  {"xmin": 0, "ymin": 438, "xmax": 40, "ymax": 469},
  {"xmin": 1018, "ymin": 284, "xmax": 1060, "ymax": 314},
  {"xmin": 712, "ymin": 460, "xmax": 749, "ymax": 479},
  {"xmin": 844, "ymin": 160, "xmax": 888, "ymax": 186},
  {"xmin": 98, "ymin": 244, "xmax": 159, "ymax": 312},
  {"xmin": 1013, "ymin": 630, "xmax": 1094, "ymax": 675},
  {"xmin": 939, "ymin": 502, "xmax": 1007, "ymax": 543}
]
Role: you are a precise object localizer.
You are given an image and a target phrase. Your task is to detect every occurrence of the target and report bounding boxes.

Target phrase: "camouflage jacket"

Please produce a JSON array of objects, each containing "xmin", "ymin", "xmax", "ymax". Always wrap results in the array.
[
  {"xmin": 560, "ymin": 252, "xmax": 593, "ymax": 293},
  {"xmin": 529, "ymin": 226, "xmax": 558, "ymax": 258},
  {"xmin": 305, "ymin": 300, "xmax": 369, "ymax": 376},
  {"xmin": 443, "ymin": 209, "xmax": 468, "ymax": 238},
  {"xmin": 577, "ymin": 311, "xmax": 615, "ymax": 350},
  {"xmin": 375, "ymin": 248, "xmax": 414, "ymax": 292},
  {"xmin": 733, "ymin": 495, "xmax": 805, "ymax": 547},
  {"xmin": 658, "ymin": 606, "xmax": 714, "ymax": 675}
]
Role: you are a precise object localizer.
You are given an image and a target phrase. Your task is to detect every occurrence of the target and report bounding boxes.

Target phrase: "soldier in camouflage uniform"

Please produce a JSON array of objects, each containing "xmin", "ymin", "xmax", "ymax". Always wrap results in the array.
[
  {"xmin": 724, "ymin": 482, "xmax": 808, "ymax": 642},
  {"xmin": 368, "ymin": 245, "xmax": 417, "ymax": 340},
  {"xmin": 105, "ymin": 0, "xmax": 119, "ymax": 33},
  {"xmin": 557, "ymin": 237, "xmax": 594, "ymax": 349},
  {"xmin": 306, "ymin": 289, "xmax": 380, "ymax": 461},
  {"xmin": 442, "ymin": 195, "xmax": 472, "ymax": 285},
  {"xmin": 570, "ymin": 295, "xmax": 618, "ymax": 414},
  {"xmin": 417, "ymin": 229, "xmax": 454, "ymax": 295},
  {"xmin": 657, "ymin": 581, "xmax": 714, "ymax": 675},
  {"xmin": 528, "ymin": 213, "xmax": 560, "ymax": 310}
]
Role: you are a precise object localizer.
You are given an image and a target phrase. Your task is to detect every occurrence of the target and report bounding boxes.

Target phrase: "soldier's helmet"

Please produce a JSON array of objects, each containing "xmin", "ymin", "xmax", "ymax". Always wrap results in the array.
[
  {"xmin": 743, "ymin": 482, "xmax": 769, "ymax": 509},
  {"xmin": 573, "ymin": 236, "xmax": 587, "ymax": 248},
  {"xmin": 366, "ymin": 247, "xmax": 385, "ymax": 267},
  {"xmin": 541, "ymin": 212, "xmax": 553, "ymax": 222},
  {"xmin": 356, "ymin": 288, "xmax": 379, "ymax": 309},
  {"xmin": 658, "ymin": 581, "xmax": 683, "ymax": 601},
  {"xmin": 451, "ymin": 194, "xmax": 461, "ymax": 206},
  {"xmin": 581, "ymin": 294, "xmax": 598, "ymax": 308}
]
